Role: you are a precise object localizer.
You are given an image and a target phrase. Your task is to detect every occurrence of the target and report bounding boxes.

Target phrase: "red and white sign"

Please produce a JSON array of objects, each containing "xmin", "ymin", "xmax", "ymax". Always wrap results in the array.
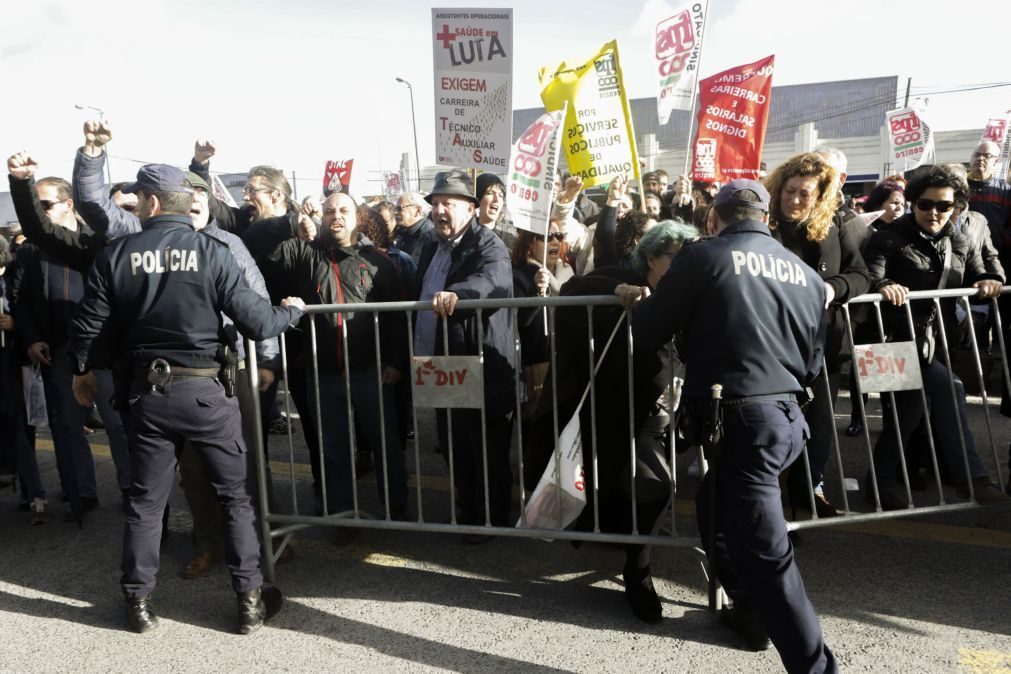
[
  {"xmin": 411, "ymin": 356, "xmax": 484, "ymax": 408},
  {"xmin": 383, "ymin": 171, "xmax": 404, "ymax": 198},
  {"xmin": 506, "ymin": 106, "xmax": 565, "ymax": 235},
  {"xmin": 692, "ymin": 54, "xmax": 774, "ymax": 183},
  {"xmin": 210, "ymin": 173, "xmax": 238, "ymax": 208},
  {"xmin": 980, "ymin": 115, "xmax": 1011, "ymax": 180},
  {"xmin": 655, "ymin": 1, "xmax": 708, "ymax": 124},
  {"xmin": 432, "ymin": 8, "xmax": 513, "ymax": 171},
  {"xmin": 885, "ymin": 104, "xmax": 933, "ymax": 171},
  {"xmin": 323, "ymin": 159, "xmax": 353, "ymax": 196},
  {"xmin": 852, "ymin": 342, "xmax": 923, "ymax": 393}
]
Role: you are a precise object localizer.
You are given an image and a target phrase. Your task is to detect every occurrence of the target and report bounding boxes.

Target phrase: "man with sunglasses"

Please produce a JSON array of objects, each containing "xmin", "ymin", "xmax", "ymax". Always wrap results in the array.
[
  {"xmin": 7, "ymin": 155, "xmax": 102, "ymax": 522},
  {"xmin": 967, "ymin": 140, "xmax": 1010, "ymax": 254},
  {"xmin": 967, "ymin": 141, "xmax": 1011, "ymax": 493}
]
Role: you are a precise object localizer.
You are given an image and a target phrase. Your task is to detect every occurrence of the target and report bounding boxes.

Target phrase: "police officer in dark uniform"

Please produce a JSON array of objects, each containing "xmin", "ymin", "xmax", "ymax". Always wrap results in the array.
[
  {"xmin": 67, "ymin": 164, "xmax": 306, "ymax": 635},
  {"xmin": 627, "ymin": 180, "xmax": 837, "ymax": 673}
]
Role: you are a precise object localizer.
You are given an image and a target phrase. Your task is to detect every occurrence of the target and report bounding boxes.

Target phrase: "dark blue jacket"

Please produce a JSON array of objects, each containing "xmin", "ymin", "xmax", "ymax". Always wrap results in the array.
[
  {"xmin": 633, "ymin": 219, "xmax": 826, "ymax": 399},
  {"xmin": 415, "ymin": 218, "xmax": 515, "ymax": 415},
  {"xmin": 69, "ymin": 214, "xmax": 302, "ymax": 372},
  {"xmin": 967, "ymin": 175, "xmax": 1011, "ymax": 252}
]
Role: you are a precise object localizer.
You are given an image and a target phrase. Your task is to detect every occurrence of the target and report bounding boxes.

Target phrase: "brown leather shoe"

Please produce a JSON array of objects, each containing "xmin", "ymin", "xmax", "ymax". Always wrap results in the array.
[{"xmin": 181, "ymin": 551, "xmax": 221, "ymax": 580}]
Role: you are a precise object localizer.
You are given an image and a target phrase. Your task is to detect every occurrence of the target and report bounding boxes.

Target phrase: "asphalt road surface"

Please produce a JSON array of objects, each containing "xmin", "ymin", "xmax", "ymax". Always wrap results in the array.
[{"xmin": 1, "ymin": 390, "xmax": 1009, "ymax": 673}]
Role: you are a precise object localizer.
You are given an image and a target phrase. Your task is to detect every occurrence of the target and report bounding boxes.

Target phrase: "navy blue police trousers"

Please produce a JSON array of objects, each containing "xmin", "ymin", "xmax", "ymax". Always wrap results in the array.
[
  {"xmin": 121, "ymin": 376, "xmax": 262, "ymax": 598},
  {"xmin": 696, "ymin": 400, "xmax": 837, "ymax": 674}
]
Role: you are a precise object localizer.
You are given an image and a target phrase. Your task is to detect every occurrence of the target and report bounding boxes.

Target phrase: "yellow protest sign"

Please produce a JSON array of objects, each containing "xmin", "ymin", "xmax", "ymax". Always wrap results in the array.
[{"xmin": 539, "ymin": 40, "xmax": 640, "ymax": 188}]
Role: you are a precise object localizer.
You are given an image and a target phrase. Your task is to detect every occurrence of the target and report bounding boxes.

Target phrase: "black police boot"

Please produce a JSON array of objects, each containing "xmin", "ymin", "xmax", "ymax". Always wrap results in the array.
[
  {"xmin": 237, "ymin": 585, "xmax": 284, "ymax": 635},
  {"xmin": 720, "ymin": 603, "xmax": 771, "ymax": 651},
  {"xmin": 622, "ymin": 563, "xmax": 663, "ymax": 624},
  {"xmin": 125, "ymin": 596, "xmax": 158, "ymax": 633}
]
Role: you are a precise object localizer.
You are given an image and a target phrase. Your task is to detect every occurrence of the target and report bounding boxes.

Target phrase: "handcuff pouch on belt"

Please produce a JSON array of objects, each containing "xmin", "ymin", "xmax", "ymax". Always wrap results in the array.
[{"xmin": 215, "ymin": 345, "xmax": 238, "ymax": 398}]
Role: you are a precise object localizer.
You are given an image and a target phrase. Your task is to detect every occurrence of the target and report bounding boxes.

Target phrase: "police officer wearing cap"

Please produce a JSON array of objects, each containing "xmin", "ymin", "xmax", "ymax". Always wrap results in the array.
[
  {"xmin": 67, "ymin": 163, "xmax": 306, "ymax": 635},
  {"xmin": 626, "ymin": 179, "xmax": 837, "ymax": 673}
]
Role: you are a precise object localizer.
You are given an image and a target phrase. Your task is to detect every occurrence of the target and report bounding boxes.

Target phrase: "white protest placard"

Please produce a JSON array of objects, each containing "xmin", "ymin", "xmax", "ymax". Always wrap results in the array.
[
  {"xmin": 506, "ymin": 106, "xmax": 565, "ymax": 235},
  {"xmin": 411, "ymin": 356, "xmax": 484, "ymax": 408},
  {"xmin": 885, "ymin": 104, "xmax": 933, "ymax": 171},
  {"xmin": 852, "ymin": 342, "xmax": 923, "ymax": 393},
  {"xmin": 655, "ymin": 1, "xmax": 708, "ymax": 124},
  {"xmin": 210, "ymin": 173, "xmax": 238, "ymax": 208},
  {"xmin": 432, "ymin": 8, "xmax": 512, "ymax": 172},
  {"xmin": 980, "ymin": 115, "xmax": 1011, "ymax": 180},
  {"xmin": 518, "ymin": 411, "xmax": 586, "ymax": 530},
  {"xmin": 383, "ymin": 171, "xmax": 404, "ymax": 199}
]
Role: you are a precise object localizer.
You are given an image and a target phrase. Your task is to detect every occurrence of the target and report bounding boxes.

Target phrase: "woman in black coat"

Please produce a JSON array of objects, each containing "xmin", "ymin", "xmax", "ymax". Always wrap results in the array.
[
  {"xmin": 862, "ymin": 164, "xmax": 1006, "ymax": 509},
  {"xmin": 766, "ymin": 152, "xmax": 870, "ymax": 517}
]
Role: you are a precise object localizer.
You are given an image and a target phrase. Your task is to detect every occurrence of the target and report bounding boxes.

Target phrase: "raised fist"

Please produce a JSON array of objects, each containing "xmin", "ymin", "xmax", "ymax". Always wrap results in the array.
[
  {"xmin": 297, "ymin": 213, "xmax": 317, "ymax": 241},
  {"xmin": 7, "ymin": 151, "xmax": 39, "ymax": 180},
  {"xmin": 83, "ymin": 119, "xmax": 113, "ymax": 148},
  {"xmin": 301, "ymin": 196, "xmax": 321, "ymax": 220},
  {"xmin": 193, "ymin": 139, "xmax": 216, "ymax": 165},
  {"xmin": 607, "ymin": 174, "xmax": 629, "ymax": 202},
  {"xmin": 559, "ymin": 175, "xmax": 583, "ymax": 203}
]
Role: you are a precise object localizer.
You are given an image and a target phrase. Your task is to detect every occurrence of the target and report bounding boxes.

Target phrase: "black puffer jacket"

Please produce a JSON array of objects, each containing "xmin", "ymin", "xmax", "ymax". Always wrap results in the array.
[
  {"xmin": 245, "ymin": 217, "xmax": 407, "ymax": 374},
  {"xmin": 863, "ymin": 212, "xmax": 1003, "ymax": 362},
  {"xmin": 773, "ymin": 213, "xmax": 870, "ymax": 370}
]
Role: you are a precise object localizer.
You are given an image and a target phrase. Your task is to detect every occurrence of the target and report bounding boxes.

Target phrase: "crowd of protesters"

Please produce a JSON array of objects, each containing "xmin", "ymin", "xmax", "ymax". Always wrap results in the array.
[{"xmin": 1, "ymin": 120, "xmax": 1009, "ymax": 648}]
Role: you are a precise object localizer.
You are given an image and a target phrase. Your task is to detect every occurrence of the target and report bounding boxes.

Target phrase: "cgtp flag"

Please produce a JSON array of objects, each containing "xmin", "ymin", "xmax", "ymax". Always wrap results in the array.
[
  {"xmin": 323, "ymin": 159, "xmax": 353, "ymax": 196},
  {"xmin": 692, "ymin": 54, "xmax": 774, "ymax": 183},
  {"xmin": 655, "ymin": 1, "xmax": 708, "ymax": 124},
  {"xmin": 506, "ymin": 106, "xmax": 565, "ymax": 235},
  {"xmin": 885, "ymin": 103, "xmax": 933, "ymax": 172}
]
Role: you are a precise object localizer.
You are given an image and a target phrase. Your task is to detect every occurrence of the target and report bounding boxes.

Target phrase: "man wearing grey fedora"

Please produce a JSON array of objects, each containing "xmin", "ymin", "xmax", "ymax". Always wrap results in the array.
[{"xmin": 414, "ymin": 170, "xmax": 516, "ymax": 542}]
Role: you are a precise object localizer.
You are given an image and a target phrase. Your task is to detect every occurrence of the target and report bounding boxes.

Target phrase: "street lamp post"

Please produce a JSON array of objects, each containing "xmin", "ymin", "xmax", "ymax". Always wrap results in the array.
[
  {"xmin": 395, "ymin": 78, "xmax": 421, "ymax": 191},
  {"xmin": 75, "ymin": 104, "xmax": 111, "ymax": 186}
]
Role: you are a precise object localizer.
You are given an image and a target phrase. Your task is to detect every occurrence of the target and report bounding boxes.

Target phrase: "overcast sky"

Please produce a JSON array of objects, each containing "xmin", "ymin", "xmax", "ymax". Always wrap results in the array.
[{"xmin": 2, "ymin": 0, "xmax": 1008, "ymax": 195}]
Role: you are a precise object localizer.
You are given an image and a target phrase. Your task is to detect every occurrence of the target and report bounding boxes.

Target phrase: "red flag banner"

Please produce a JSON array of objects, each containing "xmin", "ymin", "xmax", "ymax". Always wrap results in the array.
[
  {"xmin": 692, "ymin": 55, "xmax": 774, "ymax": 183},
  {"xmin": 323, "ymin": 159, "xmax": 354, "ymax": 196}
]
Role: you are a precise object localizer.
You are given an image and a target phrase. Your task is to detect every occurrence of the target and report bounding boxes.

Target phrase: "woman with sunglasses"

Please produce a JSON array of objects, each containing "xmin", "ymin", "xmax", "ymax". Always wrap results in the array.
[
  {"xmin": 862, "ymin": 164, "xmax": 1007, "ymax": 510},
  {"xmin": 511, "ymin": 222, "xmax": 573, "ymax": 419}
]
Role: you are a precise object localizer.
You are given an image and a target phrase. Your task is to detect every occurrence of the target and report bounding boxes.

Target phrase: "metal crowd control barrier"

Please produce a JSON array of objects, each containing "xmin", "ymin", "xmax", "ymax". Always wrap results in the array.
[
  {"xmin": 242, "ymin": 288, "xmax": 1009, "ymax": 598},
  {"xmin": 244, "ymin": 296, "xmax": 712, "ymax": 585}
]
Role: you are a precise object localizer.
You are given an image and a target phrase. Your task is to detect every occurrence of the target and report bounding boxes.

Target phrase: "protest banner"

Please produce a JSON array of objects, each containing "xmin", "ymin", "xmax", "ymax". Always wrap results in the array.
[
  {"xmin": 980, "ymin": 114, "xmax": 1011, "ymax": 180},
  {"xmin": 884, "ymin": 103, "xmax": 933, "ymax": 172},
  {"xmin": 383, "ymin": 171, "xmax": 404, "ymax": 199},
  {"xmin": 852, "ymin": 342, "xmax": 923, "ymax": 394},
  {"xmin": 655, "ymin": 1, "xmax": 709, "ymax": 125},
  {"xmin": 539, "ymin": 40, "xmax": 640, "ymax": 189},
  {"xmin": 210, "ymin": 173, "xmax": 237, "ymax": 208},
  {"xmin": 692, "ymin": 54, "xmax": 774, "ymax": 183},
  {"xmin": 323, "ymin": 159, "xmax": 353, "ymax": 196},
  {"xmin": 432, "ymin": 8, "xmax": 513, "ymax": 172},
  {"xmin": 506, "ymin": 106, "xmax": 566, "ymax": 235}
]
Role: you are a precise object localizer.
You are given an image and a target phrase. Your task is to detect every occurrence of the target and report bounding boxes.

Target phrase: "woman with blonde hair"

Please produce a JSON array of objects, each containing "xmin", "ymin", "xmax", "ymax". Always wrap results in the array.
[{"xmin": 766, "ymin": 152, "xmax": 871, "ymax": 518}]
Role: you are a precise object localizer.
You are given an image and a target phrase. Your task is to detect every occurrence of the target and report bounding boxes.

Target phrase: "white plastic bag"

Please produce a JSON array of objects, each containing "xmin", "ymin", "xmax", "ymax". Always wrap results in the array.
[
  {"xmin": 21, "ymin": 364, "xmax": 48, "ymax": 427},
  {"xmin": 518, "ymin": 411, "xmax": 587, "ymax": 530}
]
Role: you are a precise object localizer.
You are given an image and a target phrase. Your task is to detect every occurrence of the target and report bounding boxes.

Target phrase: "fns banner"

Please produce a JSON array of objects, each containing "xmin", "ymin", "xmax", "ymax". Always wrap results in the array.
[
  {"xmin": 692, "ymin": 54, "xmax": 774, "ymax": 183},
  {"xmin": 432, "ymin": 8, "xmax": 513, "ymax": 171},
  {"xmin": 539, "ymin": 40, "xmax": 640, "ymax": 189},
  {"xmin": 885, "ymin": 103, "xmax": 934, "ymax": 172},
  {"xmin": 506, "ymin": 106, "xmax": 566, "ymax": 235}
]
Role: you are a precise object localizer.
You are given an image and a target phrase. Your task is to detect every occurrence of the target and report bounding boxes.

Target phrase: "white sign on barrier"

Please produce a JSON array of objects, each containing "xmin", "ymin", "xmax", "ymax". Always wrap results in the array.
[
  {"xmin": 411, "ymin": 356, "xmax": 484, "ymax": 408},
  {"xmin": 853, "ymin": 342, "xmax": 923, "ymax": 393}
]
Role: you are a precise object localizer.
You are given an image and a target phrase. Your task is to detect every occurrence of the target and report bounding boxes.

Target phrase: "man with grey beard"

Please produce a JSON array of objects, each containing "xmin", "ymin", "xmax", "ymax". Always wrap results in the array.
[{"xmin": 244, "ymin": 191, "xmax": 410, "ymax": 539}]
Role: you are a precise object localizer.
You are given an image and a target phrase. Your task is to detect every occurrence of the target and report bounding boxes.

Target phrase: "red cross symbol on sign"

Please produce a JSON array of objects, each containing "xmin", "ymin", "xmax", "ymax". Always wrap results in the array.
[{"xmin": 436, "ymin": 24, "xmax": 456, "ymax": 49}]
